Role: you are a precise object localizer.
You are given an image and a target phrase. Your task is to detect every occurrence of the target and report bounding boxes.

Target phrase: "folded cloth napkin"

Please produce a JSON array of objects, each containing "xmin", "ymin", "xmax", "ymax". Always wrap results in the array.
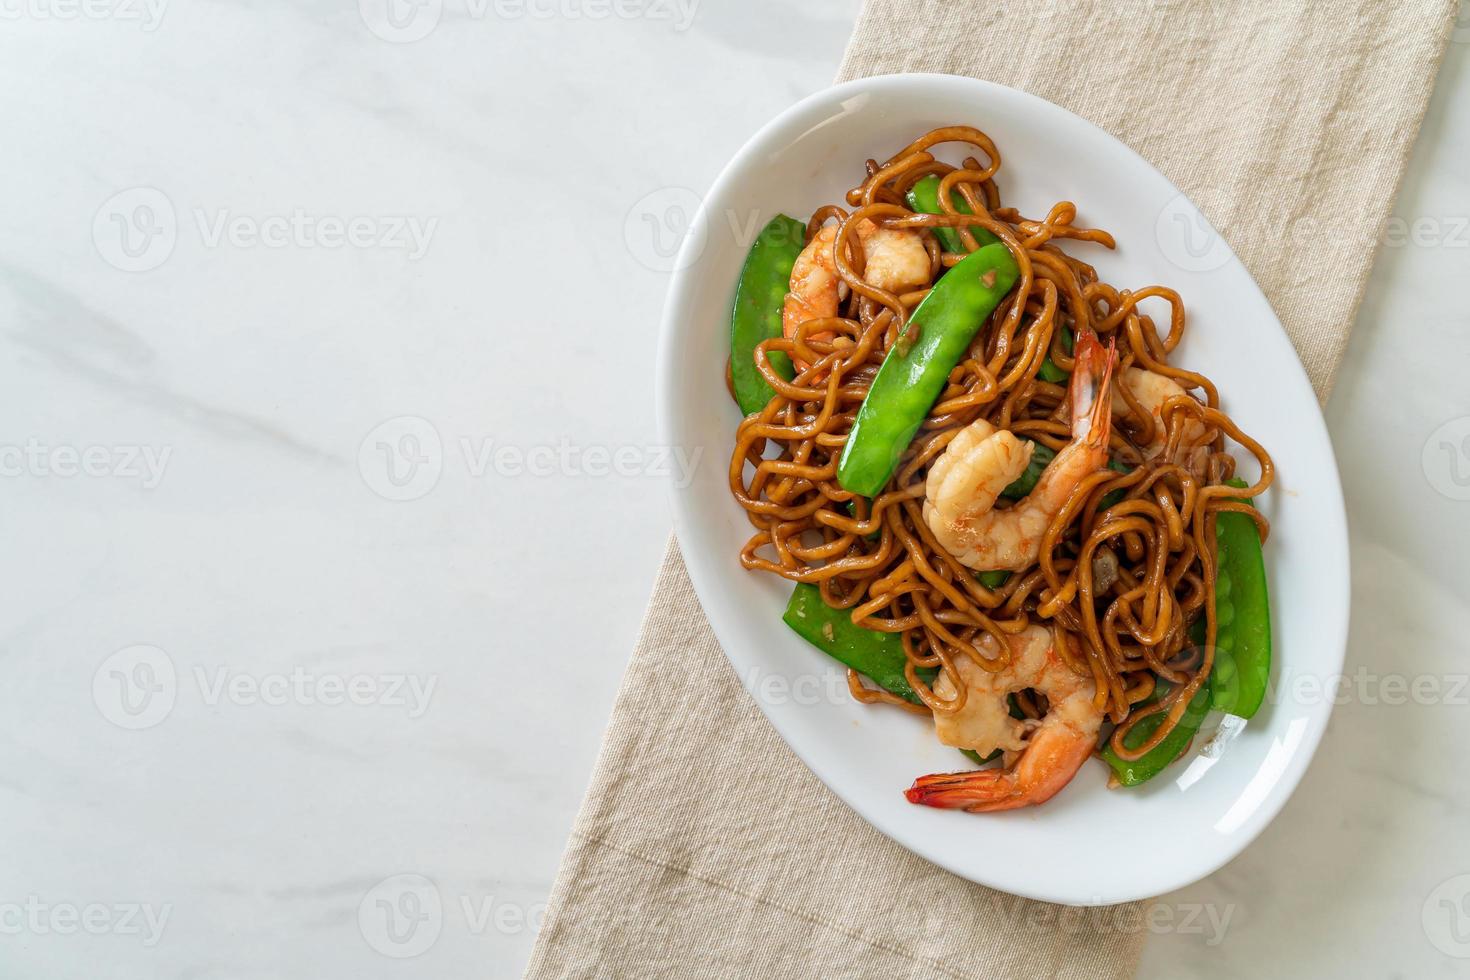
[
  {"xmin": 525, "ymin": 3, "xmax": 1455, "ymax": 977},
  {"xmin": 838, "ymin": 0, "xmax": 1456, "ymax": 403}
]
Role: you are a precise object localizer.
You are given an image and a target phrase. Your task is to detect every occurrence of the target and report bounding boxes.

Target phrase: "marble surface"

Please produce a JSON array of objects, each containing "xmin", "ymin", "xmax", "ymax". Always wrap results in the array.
[{"xmin": 0, "ymin": 2, "xmax": 1466, "ymax": 977}]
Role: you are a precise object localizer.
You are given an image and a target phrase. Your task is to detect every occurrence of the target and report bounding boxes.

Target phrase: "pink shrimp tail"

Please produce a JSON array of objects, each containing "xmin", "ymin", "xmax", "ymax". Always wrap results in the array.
[
  {"xmin": 1069, "ymin": 329, "xmax": 1117, "ymax": 451},
  {"xmin": 904, "ymin": 771, "xmax": 1022, "ymax": 811},
  {"xmin": 904, "ymin": 729, "xmax": 1097, "ymax": 813}
]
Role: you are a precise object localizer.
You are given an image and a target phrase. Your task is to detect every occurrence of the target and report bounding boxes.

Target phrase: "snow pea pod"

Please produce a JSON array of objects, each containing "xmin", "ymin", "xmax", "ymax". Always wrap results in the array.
[
  {"xmin": 998, "ymin": 442, "xmax": 1127, "ymax": 506},
  {"xmin": 904, "ymin": 174, "xmax": 1000, "ymax": 254},
  {"xmin": 1102, "ymin": 674, "xmax": 1213, "ymax": 787},
  {"xmin": 1037, "ymin": 325, "xmax": 1075, "ymax": 383},
  {"xmin": 1000, "ymin": 442, "xmax": 1057, "ymax": 500},
  {"xmin": 1097, "ymin": 458, "xmax": 1133, "ymax": 511},
  {"xmin": 783, "ymin": 583, "xmax": 925, "ymax": 702},
  {"xmin": 729, "ymin": 214, "xmax": 805, "ymax": 415},
  {"xmin": 1210, "ymin": 479, "xmax": 1272, "ymax": 718},
  {"xmin": 782, "ymin": 584, "xmax": 992, "ymax": 765},
  {"xmin": 837, "ymin": 243, "xmax": 1021, "ymax": 497}
]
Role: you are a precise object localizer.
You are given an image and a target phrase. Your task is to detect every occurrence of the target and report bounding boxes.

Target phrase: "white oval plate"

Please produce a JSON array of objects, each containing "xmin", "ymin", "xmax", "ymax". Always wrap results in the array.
[{"xmin": 656, "ymin": 74, "xmax": 1348, "ymax": 905}]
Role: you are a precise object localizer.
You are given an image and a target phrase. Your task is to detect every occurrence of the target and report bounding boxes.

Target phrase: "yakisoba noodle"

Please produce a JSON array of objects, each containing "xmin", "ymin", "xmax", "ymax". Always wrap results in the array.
[{"xmin": 728, "ymin": 126, "xmax": 1273, "ymax": 794}]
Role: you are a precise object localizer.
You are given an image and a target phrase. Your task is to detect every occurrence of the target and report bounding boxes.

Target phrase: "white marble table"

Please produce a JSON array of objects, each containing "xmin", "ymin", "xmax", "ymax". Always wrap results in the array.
[{"xmin": 1, "ymin": 2, "xmax": 1466, "ymax": 977}]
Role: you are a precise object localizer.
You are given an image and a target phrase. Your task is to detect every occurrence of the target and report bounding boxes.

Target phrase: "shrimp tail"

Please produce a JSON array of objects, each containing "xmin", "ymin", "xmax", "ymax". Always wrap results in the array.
[
  {"xmin": 905, "ymin": 727, "xmax": 1097, "ymax": 812},
  {"xmin": 905, "ymin": 770, "xmax": 1020, "ymax": 811},
  {"xmin": 1069, "ymin": 329, "xmax": 1117, "ymax": 451}
]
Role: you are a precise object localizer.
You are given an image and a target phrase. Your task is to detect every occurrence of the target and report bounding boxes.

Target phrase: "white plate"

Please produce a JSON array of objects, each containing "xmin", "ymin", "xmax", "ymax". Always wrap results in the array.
[{"xmin": 656, "ymin": 73, "xmax": 1348, "ymax": 905}]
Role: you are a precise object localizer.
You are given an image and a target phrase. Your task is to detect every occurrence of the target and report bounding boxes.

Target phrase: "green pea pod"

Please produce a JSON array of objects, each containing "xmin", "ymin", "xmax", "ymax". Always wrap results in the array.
[
  {"xmin": 1097, "ymin": 458, "xmax": 1133, "ymax": 511},
  {"xmin": 1103, "ymin": 674, "xmax": 1213, "ymax": 787},
  {"xmin": 730, "ymin": 214, "xmax": 805, "ymax": 415},
  {"xmin": 783, "ymin": 584, "xmax": 926, "ymax": 702},
  {"xmin": 904, "ymin": 174, "xmax": 1000, "ymax": 254},
  {"xmin": 782, "ymin": 584, "xmax": 992, "ymax": 765},
  {"xmin": 1210, "ymin": 478, "xmax": 1272, "ymax": 718},
  {"xmin": 1037, "ymin": 359, "xmax": 1068, "ymax": 383},
  {"xmin": 997, "ymin": 442, "xmax": 1127, "ymax": 507},
  {"xmin": 1000, "ymin": 442, "xmax": 1057, "ymax": 500},
  {"xmin": 976, "ymin": 570, "xmax": 1010, "ymax": 589},
  {"xmin": 1037, "ymin": 325, "xmax": 1075, "ymax": 383},
  {"xmin": 837, "ymin": 243, "xmax": 1021, "ymax": 497}
]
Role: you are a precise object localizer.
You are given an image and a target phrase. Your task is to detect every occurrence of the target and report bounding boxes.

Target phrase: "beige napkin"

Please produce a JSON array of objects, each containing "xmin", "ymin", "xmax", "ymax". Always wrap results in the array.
[
  {"xmin": 838, "ymin": 0, "xmax": 1456, "ymax": 402},
  {"xmin": 525, "ymin": 3, "xmax": 1455, "ymax": 978}
]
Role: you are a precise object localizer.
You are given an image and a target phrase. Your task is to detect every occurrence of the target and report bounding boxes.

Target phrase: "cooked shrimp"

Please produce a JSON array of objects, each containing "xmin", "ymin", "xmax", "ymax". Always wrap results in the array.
[
  {"xmin": 907, "ymin": 625, "xmax": 1102, "ymax": 812},
  {"xmin": 922, "ymin": 330, "xmax": 1116, "ymax": 572},
  {"xmin": 783, "ymin": 218, "xmax": 930, "ymax": 367},
  {"xmin": 1113, "ymin": 367, "xmax": 1206, "ymax": 456}
]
